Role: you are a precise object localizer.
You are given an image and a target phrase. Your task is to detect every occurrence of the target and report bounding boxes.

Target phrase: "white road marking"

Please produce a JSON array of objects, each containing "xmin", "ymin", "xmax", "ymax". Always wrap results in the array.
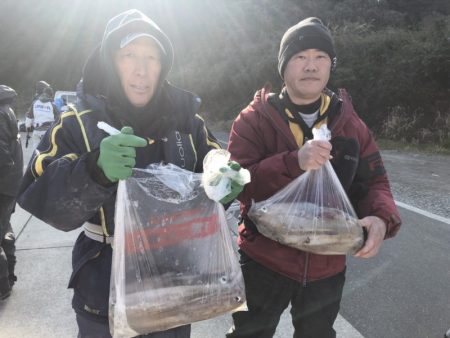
[
  {"xmin": 335, "ymin": 314, "xmax": 365, "ymax": 338},
  {"xmin": 335, "ymin": 200, "xmax": 449, "ymax": 338},
  {"xmin": 395, "ymin": 200, "xmax": 450, "ymax": 225},
  {"xmin": 220, "ymin": 138, "xmax": 450, "ymax": 337}
]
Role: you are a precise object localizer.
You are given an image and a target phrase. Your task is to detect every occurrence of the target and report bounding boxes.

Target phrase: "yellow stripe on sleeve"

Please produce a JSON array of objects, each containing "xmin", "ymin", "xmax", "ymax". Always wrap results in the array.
[
  {"xmin": 188, "ymin": 134, "xmax": 198, "ymax": 171},
  {"xmin": 195, "ymin": 114, "xmax": 221, "ymax": 149},
  {"xmin": 62, "ymin": 153, "xmax": 79, "ymax": 161},
  {"xmin": 73, "ymin": 108, "xmax": 92, "ymax": 152},
  {"xmin": 70, "ymin": 108, "xmax": 109, "ymax": 237},
  {"xmin": 33, "ymin": 111, "xmax": 76, "ymax": 177}
]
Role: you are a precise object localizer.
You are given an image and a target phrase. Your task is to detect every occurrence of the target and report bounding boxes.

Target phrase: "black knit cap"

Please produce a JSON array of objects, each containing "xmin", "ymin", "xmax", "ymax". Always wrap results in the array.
[{"xmin": 278, "ymin": 17, "xmax": 336, "ymax": 79}]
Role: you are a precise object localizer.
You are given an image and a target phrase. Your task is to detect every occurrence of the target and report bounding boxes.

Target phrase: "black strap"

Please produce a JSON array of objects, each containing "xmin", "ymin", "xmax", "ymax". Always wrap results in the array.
[{"xmin": 34, "ymin": 121, "xmax": 53, "ymax": 130}]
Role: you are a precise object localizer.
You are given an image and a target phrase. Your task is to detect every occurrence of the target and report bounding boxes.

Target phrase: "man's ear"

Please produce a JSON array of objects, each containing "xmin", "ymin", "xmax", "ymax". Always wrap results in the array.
[{"xmin": 331, "ymin": 57, "xmax": 337, "ymax": 72}]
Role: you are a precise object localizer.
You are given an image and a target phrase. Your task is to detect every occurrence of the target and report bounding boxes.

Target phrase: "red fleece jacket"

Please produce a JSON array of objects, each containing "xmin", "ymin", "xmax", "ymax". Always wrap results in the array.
[{"xmin": 228, "ymin": 86, "xmax": 401, "ymax": 283}]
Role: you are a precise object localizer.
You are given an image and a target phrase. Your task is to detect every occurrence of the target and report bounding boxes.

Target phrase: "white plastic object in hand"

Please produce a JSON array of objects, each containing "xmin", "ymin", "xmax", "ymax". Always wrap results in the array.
[
  {"xmin": 312, "ymin": 124, "xmax": 331, "ymax": 141},
  {"xmin": 202, "ymin": 149, "xmax": 250, "ymax": 202},
  {"xmin": 97, "ymin": 121, "xmax": 120, "ymax": 136}
]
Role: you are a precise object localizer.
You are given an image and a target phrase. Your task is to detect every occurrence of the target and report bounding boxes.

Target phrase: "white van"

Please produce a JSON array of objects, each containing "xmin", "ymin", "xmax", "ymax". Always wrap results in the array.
[{"xmin": 54, "ymin": 90, "xmax": 77, "ymax": 111}]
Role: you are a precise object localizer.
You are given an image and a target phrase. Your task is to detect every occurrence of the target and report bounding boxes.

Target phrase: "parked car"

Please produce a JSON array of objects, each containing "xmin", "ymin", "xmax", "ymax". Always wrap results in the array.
[{"xmin": 54, "ymin": 90, "xmax": 77, "ymax": 112}]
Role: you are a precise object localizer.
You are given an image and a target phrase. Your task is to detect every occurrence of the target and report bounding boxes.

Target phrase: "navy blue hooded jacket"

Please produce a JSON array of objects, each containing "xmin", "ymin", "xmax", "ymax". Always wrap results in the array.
[
  {"xmin": 17, "ymin": 9, "xmax": 220, "ymax": 320},
  {"xmin": 0, "ymin": 85, "xmax": 23, "ymax": 197}
]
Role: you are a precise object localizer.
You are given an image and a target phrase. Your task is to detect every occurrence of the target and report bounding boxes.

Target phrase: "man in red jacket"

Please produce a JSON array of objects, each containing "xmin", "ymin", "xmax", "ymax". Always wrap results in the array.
[{"xmin": 226, "ymin": 17, "xmax": 401, "ymax": 338}]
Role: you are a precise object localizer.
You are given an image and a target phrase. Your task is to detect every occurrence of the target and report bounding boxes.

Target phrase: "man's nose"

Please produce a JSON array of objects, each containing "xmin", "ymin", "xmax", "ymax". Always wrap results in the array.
[
  {"xmin": 304, "ymin": 58, "xmax": 318, "ymax": 72},
  {"xmin": 134, "ymin": 58, "xmax": 148, "ymax": 76}
]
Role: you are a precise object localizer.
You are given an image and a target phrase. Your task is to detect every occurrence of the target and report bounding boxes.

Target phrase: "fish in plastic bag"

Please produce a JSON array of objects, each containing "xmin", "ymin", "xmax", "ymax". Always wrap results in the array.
[
  {"xmin": 248, "ymin": 201, "xmax": 364, "ymax": 255},
  {"xmin": 248, "ymin": 125, "xmax": 365, "ymax": 255},
  {"xmin": 110, "ymin": 164, "xmax": 245, "ymax": 337}
]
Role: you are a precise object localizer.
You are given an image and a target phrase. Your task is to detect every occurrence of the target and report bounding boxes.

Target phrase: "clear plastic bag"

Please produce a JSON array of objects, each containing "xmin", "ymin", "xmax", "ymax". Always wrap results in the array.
[
  {"xmin": 202, "ymin": 149, "xmax": 250, "ymax": 202},
  {"xmin": 110, "ymin": 164, "xmax": 245, "ymax": 337},
  {"xmin": 248, "ymin": 125, "xmax": 364, "ymax": 255}
]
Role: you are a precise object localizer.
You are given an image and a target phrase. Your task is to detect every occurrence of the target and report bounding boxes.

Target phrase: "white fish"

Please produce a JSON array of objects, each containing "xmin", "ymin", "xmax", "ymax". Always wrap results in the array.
[
  {"xmin": 115, "ymin": 273, "xmax": 245, "ymax": 334},
  {"xmin": 248, "ymin": 201, "xmax": 364, "ymax": 255}
]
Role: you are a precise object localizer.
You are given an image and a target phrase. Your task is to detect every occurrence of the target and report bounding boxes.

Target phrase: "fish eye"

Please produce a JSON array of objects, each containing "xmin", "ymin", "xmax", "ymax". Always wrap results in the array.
[{"xmin": 261, "ymin": 206, "xmax": 267, "ymax": 213}]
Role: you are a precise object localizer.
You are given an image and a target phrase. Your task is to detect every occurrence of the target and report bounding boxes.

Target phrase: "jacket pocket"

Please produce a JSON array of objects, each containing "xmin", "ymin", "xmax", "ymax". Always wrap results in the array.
[{"xmin": 330, "ymin": 136, "xmax": 360, "ymax": 192}]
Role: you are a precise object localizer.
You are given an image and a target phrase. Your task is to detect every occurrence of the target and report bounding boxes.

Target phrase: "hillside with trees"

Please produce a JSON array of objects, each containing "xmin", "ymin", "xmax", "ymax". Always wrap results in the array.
[{"xmin": 1, "ymin": 0, "xmax": 449, "ymax": 147}]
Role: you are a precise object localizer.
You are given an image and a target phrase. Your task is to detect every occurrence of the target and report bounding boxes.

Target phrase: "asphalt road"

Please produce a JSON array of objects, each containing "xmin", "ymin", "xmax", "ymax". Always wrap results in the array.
[
  {"xmin": 338, "ymin": 149, "xmax": 450, "ymax": 338},
  {"xmin": 341, "ymin": 208, "xmax": 450, "ymax": 338},
  {"xmin": 215, "ymin": 131, "xmax": 450, "ymax": 338},
  {"xmin": 0, "ymin": 132, "xmax": 449, "ymax": 338}
]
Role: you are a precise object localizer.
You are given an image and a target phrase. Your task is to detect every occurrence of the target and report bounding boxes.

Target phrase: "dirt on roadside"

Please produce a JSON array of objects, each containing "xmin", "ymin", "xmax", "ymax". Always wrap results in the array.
[{"xmin": 381, "ymin": 150, "xmax": 450, "ymax": 219}]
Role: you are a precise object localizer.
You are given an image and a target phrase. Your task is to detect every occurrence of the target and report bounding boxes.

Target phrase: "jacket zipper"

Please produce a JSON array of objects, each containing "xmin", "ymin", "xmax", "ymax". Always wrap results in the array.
[{"xmin": 302, "ymin": 252, "xmax": 310, "ymax": 287}]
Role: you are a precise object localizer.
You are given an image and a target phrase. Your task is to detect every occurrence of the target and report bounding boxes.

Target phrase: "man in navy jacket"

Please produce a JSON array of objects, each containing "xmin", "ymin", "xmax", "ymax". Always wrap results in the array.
[
  {"xmin": 0, "ymin": 85, "xmax": 22, "ymax": 300},
  {"xmin": 18, "ymin": 9, "xmax": 241, "ymax": 338}
]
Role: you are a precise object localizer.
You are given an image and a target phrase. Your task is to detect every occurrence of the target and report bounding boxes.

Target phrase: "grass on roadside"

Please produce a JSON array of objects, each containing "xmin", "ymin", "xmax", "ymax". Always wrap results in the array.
[
  {"xmin": 377, "ymin": 138, "xmax": 450, "ymax": 155},
  {"xmin": 204, "ymin": 114, "xmax": 450, "ymax": 157}
]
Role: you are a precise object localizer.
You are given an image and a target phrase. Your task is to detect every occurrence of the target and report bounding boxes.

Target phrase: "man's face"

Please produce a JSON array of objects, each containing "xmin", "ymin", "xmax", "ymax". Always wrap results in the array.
[
  {"xmin": 114, "ymin": 37, "xmax": 162, "ymax": 108},
  {"xmin": 283, "ymin": 49, "xmax": 331, "ymax": 104}
]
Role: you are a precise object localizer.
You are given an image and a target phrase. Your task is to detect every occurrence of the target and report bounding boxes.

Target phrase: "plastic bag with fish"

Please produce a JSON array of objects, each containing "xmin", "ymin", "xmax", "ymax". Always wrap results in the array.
[
  {"xmin": 110, "ymin": 164, "xmax": 245, "ymax": 338},
  {"xmin": 248, "ymin": 125, "xmax": 364, "ymax": 256}
]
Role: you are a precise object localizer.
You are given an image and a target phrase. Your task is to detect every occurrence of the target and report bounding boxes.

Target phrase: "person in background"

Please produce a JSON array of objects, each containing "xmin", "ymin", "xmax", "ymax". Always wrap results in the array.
[
  {"xmin": 31, "ymin": 80, "xmax": 51, "ymax": 103},
  {"xmin": 25, "ymin": 86, "xmax": 58, "ymax": 148},
  {"xmin": 226, "ymin": 17, "xmax": 402, "ymax": 338},
  {"xmin": 24, "ymin": 81, "xmax": 51, "ymax": 143},
  {"xmin": 0, "ymin": 85, "xmax": 22, "ymax": 300},
  {"xmin": 25, "ymin": 80, "xmax": 51, "ymax": 121},
  {"xmin": 18, "ymin": 9, "xmax": 242, "ymax": 338}
]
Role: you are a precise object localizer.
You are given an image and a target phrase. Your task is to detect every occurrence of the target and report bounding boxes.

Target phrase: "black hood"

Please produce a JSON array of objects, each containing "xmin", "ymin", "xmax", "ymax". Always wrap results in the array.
[
  {"xmin": 0, "ymin": 85, "xmax": 17, "ymax": 104},
  {"xmin": 37, "ymin": 93, "xmax": 53, "ymax": 103},
  {"xmin": 100, "ymin": 9, "xmax": 173, "ymax": 78},
  {"xmin": 78, "ymin": 9, "xmax": 176, "ymax": 139}
]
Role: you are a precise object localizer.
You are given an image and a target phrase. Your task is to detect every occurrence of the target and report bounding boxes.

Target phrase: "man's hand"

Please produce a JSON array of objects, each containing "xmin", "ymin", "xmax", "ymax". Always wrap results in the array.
[
  {"xmin": 354, "ymin": 216, "xmax": 387, "ymax": 258},
  {"xmin": 219, "ymin": 161, "xmax": 245, "ymax": 205},
  {"xmin": 97, "ymin": 126, "xmax": 147, "ymax": 182},
  {"xmin": 298, "ymin": 140, "xmax": 332, "ymax": 171}
]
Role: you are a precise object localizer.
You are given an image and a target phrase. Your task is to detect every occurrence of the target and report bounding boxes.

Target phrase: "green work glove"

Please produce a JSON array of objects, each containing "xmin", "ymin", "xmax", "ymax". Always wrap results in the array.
[
  {"xmin": 219, "ymin": 161, "xmax": 245, "ymax": 205},
  {"xmin": 97, "ymin": 126, "xmax": 147, "ymax": 182}
]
